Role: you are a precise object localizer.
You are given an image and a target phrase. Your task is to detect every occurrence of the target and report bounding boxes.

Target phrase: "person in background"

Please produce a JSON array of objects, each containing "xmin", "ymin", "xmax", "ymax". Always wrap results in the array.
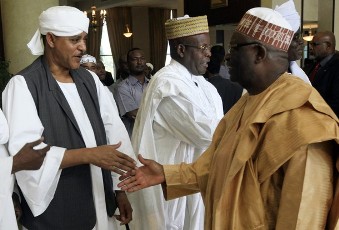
[
  {"xmin": 116, "ymin": 54, "xmax": 129, "ymax": 83},
  {"xmin": 119, "ymin": 7, "xmax": 339, "ymax": 230},
  {"xmin": 206, "ymin": 55, "xmax": 243, "ymax": 114},
  {"xmin": 80, "ymin": 54, "xmax": 98, "ymax": 74},
  {"xmin": 305, "ymin": 31, "xmax": 339, "ymax": 117},
  {"xmin": 275, "ymin": 0, "xmax": 311, "ymax": 84},
  {"xmin": 114, "ymin": 48, "xmax": 149, "ymax": 137},
  {"xmin": 127, "ymin": 15, "xmax": 223, "ymax": 230},
  {"xmin": 97, "ymin": 60, "xmax": 115, "ymax": 86},
  {"xmin": 111, "ymin": 54, "xmax": 129, "ymax": 94},
  {"xmin": 3, "ymin": 6, "xmax": 136, "ymax": 229},
  {"xmin": 144, "ymin": 62, "xmax": 154, "ymax": 79},
  {"xmin": 211, "ymin": 45, "xmax": 230, "ymax": 79}
]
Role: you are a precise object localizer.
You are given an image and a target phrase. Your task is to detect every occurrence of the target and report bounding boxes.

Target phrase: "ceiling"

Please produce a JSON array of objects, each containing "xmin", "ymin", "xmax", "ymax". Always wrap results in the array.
[{"xmin": 64, "ymin": 0, "xmax": 178, "ymax": 11}]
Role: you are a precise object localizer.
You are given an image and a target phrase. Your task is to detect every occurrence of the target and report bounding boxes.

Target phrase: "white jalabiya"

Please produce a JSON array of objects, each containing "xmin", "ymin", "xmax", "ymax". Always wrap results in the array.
[
  {"xmin": 0, "ymin": 110, "xmax": 18, "ymax": 230},
  {"xmin": 2, "ymin": 71, "xmax": 135, "ymax": 230},
  {"xmin": 129, "ymin": 59, "xmax": 223, "ymax": 230},
  {"xmin": 289, "ymin": 61, "xmax": 311, "ymax": 85}
]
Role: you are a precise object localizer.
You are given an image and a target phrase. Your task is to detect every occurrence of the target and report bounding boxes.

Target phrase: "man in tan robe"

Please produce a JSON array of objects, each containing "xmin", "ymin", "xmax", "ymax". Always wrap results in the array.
[{"xmin": 118, "ymin": 7, "xmax": 339, "ymax": 230}]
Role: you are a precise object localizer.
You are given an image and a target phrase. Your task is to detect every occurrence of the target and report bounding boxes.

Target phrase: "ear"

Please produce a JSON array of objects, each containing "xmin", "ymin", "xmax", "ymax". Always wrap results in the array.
[
  {"xmin": 254, "ymin": 45, "xmax": 267, "ymax": 64},
  {"xmin": 177, "ymin": 44, "xmax": 186, "ymax": 58},
  {"xmin": 46, "ymin": 32, "xmax": 56, "ymax": 48}
]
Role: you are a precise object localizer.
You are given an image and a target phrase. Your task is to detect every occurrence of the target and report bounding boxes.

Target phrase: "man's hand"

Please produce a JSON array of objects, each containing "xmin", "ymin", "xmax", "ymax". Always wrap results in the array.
[
  {"xmin": 12, "ymin": 137, "xmax": 50, "ymax": 174},
  {"xmin": 118, "ymin": 154, "xmax": 165, "ymax": 192},
  {"xmin": 88, "ymin": 142, "xmax": 137, "ymax": 175},
  {"xmin": 114, "ymin": 191, "xmax": 133, "ymax": 225}
]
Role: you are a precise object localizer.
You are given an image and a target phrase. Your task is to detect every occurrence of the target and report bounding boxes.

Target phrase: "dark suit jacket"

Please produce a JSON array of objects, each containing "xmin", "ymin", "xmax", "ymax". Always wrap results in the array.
[
  {"xmin": 208, "ymin": 75, "xmax": 243, "ymax": 114},
  {"xmin": 305, "ymin": 54, "xmax": 339, "ymax": 117}
]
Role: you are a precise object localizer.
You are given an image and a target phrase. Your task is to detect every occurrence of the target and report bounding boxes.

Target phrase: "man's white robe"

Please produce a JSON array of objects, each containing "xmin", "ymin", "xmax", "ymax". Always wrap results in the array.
[
  {"xmin": 129, "ymin": 60, "xmax": 224, "ymax": 230},
  {"xmin": 0, "ymin": 109, "xmax": 18, "ymax": 230},
  {"xmin": 2, "ymin": 71, "xmax": 135, "ymax": 230}
]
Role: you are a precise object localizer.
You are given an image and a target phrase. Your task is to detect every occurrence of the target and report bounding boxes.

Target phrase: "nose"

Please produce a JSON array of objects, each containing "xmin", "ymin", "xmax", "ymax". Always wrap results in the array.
[
  {"xmin": 79, "ymin": 40, "xmax": 87, "ymax": 53},
  {"xmin": 205, "ymin": 49, "xmax": 211, "ymax": 57}
]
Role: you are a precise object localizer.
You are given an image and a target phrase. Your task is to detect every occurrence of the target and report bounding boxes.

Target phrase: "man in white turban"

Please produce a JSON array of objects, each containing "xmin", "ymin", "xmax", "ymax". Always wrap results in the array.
[
  {"xmin": 80, "ymin": 54, "xmax": 98, "ymax": 74},
  {"xmin": 2, "ymin": 6, "xmax": 137, "ymax": 230},
  {"xmin": 119, "ymin": 7, "xmax": 339, "ymax": 230},
  {"xmin": 275, "ymin": 0, "xmax": 311, "ymax": 84}
]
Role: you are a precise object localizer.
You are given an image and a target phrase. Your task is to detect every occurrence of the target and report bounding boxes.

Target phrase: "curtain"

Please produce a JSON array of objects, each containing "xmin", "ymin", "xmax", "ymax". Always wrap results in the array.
[
  {"xmin": 148, "ymin": 8, "xmax": 172, "ymax": 72},
  {"xmin": 106, "ymin": 7, "xmax": 132, "ymax": 68},
  {"xmin": 86, "ymin": 13, "xmax": 103, "ymax": 58}
]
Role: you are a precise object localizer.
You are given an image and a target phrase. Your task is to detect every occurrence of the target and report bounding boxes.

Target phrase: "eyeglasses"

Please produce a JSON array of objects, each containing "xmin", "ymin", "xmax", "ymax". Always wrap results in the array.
[
  {"xmin": 310, "ymin": 41, "xmax": 329, "ymax": 47},
  {"xmin": 228, "ymin": 42, "xmax": 261, "ymax": 53},
  {"xmin": 181, "ymin": 44, "xmax": 212, "ymax": 52}
]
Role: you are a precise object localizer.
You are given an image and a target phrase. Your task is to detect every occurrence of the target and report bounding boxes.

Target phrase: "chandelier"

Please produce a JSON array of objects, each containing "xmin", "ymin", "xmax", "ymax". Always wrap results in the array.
[
  {"xmin": 84, "ymin": 6, "xmax": 107, "ymax": 31},
  {"xmin": 123, "ymin": 24, "xmax": 133, "ymax": 38}
]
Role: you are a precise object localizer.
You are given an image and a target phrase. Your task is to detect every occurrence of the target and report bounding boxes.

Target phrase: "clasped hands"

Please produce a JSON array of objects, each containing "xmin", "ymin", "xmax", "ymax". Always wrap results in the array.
[{"xmin": 117, "ymin": 154, "xmax": 166, "ymax": 192}]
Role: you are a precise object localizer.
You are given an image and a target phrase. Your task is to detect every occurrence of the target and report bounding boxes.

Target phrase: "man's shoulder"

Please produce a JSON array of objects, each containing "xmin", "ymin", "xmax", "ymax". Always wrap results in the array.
[{"xmin": 17, "ymin": 57, "xmax": 44, "ymax": 77}]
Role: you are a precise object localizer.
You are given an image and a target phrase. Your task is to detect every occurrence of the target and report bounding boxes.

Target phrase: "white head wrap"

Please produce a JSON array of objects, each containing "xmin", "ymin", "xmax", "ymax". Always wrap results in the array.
[
  {"xmin": 274, "ymin": 0, "xmax": 300, "ymax": 33},
  {"xmin": 146, "ymin": 63, "xmax": 153, "ymax": 70},
  {"xmin": 80, "ymin": 54, "xmax": 97, "ymax": 64},
  {"xmin": 27, "ymin": 6, "xmax": 89, "ymax": 55}
]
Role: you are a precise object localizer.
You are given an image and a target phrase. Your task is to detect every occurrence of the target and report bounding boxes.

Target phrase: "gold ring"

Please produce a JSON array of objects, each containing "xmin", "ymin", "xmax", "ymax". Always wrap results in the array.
[{"xmin": 112, "ymin": 165, "xmax": 116, "ymax": 170}]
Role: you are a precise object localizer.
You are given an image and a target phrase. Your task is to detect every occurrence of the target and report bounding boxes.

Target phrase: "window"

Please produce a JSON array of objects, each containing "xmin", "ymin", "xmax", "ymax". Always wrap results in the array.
[{"xmin": 99, "ymin": 23, "xmax": 116, "ymax": 80}]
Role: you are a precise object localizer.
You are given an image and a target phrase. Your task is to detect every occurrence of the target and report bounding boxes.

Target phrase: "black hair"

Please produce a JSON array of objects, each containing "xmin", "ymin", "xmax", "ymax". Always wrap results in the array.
[
  {"xmin": 127, "ymin": 48, "xmax": 142, "ymax": 61},
  {"xmin": 211, "ymin": 45, "xmax": 226, "ymax": 63},
  {"xmin": 207, "ymin": 56, "xmax": 221, "ymax": 74}
]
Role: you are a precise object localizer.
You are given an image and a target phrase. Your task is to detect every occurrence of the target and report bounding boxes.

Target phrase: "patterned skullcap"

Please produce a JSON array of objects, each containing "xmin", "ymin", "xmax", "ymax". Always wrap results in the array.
[
  {"xmin": 236, "ymin": 7, "xmax": 294, "ymax": 52},
  {"xmin": 165, "ymin": 15, "xmax": 209, "ymax": 40},
  {"xmin": 80, "ymin": 54, "xmax": 97, "ymax": 64},
  {"xmin": 274, "ymin": 0, "xmax": 300, "ymax": 33},
  {"xmin": 27, "ymin": 6, "xmax": 89, "ymax": 55}
]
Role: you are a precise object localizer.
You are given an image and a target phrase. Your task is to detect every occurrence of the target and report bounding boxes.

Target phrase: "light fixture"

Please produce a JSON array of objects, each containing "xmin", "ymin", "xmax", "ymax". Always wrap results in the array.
[
  {"xmin": 303, "ymin": 30, "xmax": 313, "ymax": 42},
  {"xmin": 84, "ymin": 6, "xmax": 107, "ymax": 31},
  {"xmin": 303, "ymin": 23, "xmax": 318, "ymax": 42},
  {"xmin": 123, "ymin": 24, "xmax": 133, "ymax": 38}
]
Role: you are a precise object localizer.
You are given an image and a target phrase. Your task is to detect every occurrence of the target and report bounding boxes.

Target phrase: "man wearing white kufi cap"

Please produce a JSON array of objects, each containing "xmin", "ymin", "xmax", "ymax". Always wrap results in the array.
[
  {"xmin": 127, "ymin": 14, "xmax": 223, "ymax": 230},
  {"xmin": 118, "ymin": 7, "xmax": 339, "ymax": 230},
  {"xmin": 275, "ymin": 0, "xmax": 311, "ymax": 84},
  {"xmin": 80, "ymin": 54, "xmax": 98, "ymax": 74},
  {"xmin": 2, "ymin": 6, "xmax": 136, "ymax": 230}
]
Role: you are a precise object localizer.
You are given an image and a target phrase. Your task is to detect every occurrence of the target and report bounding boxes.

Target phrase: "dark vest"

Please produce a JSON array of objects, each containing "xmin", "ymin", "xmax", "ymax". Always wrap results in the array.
[{"xmin": 19, "ymin": 56, "xmax": 115, "ymax": 230}]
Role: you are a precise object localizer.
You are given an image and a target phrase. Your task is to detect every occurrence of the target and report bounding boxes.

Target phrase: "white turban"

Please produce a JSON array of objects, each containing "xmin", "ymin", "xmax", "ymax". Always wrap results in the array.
[
  {"xmin": 27, "ymin": 6, "xmax": 89, "ymax": 55},
  {"xmin": 274, "ymin": 0, "xmax": 300, "ymax": 33}
]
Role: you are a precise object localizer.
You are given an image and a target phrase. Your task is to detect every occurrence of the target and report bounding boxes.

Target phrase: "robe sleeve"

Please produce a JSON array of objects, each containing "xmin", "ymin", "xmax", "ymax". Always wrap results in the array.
[
  {"xmin": 275, "ymin": 141, "xmax": 334, "ymax": 229},
  {"xmin": 93, "ymin": 74, "xmax": 136, "ymax": 190},
  {"xmin": 2, "ymin": 75, "xmax": 64, "ymax": 216},
  {"xmin": 163, "ymin": 143, "xmax": 215, "ymax": 200},
  {"xmin": 155, "ymin": 95, "xmax": 221, "ymax": 149}
]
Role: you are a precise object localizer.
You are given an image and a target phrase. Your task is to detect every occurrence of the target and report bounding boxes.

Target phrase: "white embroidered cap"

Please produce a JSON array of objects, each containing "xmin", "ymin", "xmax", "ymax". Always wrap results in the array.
[
  {"xmin": 236, "ymin": 7, "xmax": 294, "ymax": 52},
  {"xmin": 80, "ymin": 54, "xmax": 97, "ymax": 64}
]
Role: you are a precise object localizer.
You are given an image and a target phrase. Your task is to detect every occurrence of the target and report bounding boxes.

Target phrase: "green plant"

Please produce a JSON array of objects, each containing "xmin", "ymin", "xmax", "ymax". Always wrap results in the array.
[{"xmin": 0, "ymin": 58, "xmax": 12, "ymax": 106}]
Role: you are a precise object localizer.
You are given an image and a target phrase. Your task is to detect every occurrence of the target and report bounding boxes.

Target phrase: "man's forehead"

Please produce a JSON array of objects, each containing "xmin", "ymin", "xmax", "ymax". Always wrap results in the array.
[{"xmin": 230, "ymin": 32, "xmax": 248, "ymax": 43}]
